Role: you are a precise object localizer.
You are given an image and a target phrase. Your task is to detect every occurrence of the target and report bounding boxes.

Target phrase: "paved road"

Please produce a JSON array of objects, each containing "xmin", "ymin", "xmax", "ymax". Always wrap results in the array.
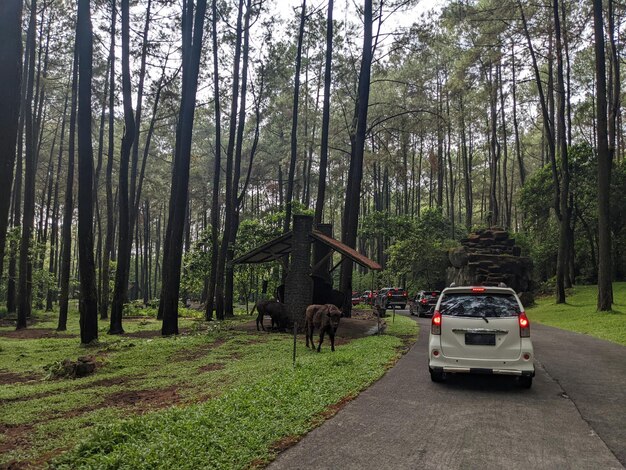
[{"xmin": 270, "ymin": 312, "xmax": 625, "ymax": 470}]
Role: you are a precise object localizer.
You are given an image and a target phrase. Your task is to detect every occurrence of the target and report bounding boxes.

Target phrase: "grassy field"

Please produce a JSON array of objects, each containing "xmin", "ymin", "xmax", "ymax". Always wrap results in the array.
[
  {"xmin": 0, "ymin": 307, "xmax": 417, "ymax": 469},
  {"xmin": 527, "ymin": 282, "xmax": 626, "ymax": 346}
]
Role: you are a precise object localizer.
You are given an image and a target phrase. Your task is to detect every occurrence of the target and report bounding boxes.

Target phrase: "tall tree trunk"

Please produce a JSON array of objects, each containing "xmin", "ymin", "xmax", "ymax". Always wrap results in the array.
[
  {"xmin": 47, "ymin": 92, "xmax": 69, "ymax": 311},
  {"xmin": 58, "ymin": 43, "xmax": 79, "ymax": 331},
  {"xmin": 101, "ymin": 0, "xmax": 116, "ymax": 320},
  {"xmin": 554, "ymin": 0, "xmax": 570, "ymax": 304},
  {"xmin": 488, "ymin": 64, "xmax": 500, "ymax": 227},
  {"xmin": 284, "ymin": 0, "xmax": 307, "ymax": 233},
  {"xmin": 205, "ymin": 0, "xmax": 222, "ymax": 321},
  {"xmin": 159, "ymin": 0, "xmax": 208, "ymax": 335},
  {"xmin": 0, "ymin": 0, "xmax": 23, "ymax": 282},
  {"xmin": 215, "ymin": 0, "xmax": 243, "ymax": 321},
  {"xmin": 594, "ymin": 0, "xmax": 613, "ymax": 310},
  {"xmin": 16, "ymin": 0, "xmax": 38, "ymax": 329},
  {"xmin": 128, "ymin": 0, "xmax": 152, "ymax": 292},
  {"xmin": 511, "ymin": 44, "xmax": 525, "ymax": 186},
  {"xmin": 76, "ymin": 0, "xmax": 99, "ymax": 343},
  {"xmin": 110, "ymin": 0, "xmax": 137, "ymax": 334},
  {"xmin": 314, "ymin": 0, "xmax": 333, "ymax": 225},
  {"xmin": 498, "ymin": 64, "xmax": 511, "ymax": 229},
  {"xmin": 340, "ymin": 0, "xmax": 372, "ymax": 317},
  {"xmin": 225, "ymin": 0, "xmax": 253, "ymax": 317}
]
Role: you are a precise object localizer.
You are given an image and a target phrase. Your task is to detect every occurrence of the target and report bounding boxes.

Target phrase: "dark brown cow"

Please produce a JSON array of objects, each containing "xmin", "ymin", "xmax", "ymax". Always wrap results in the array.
[
  {"xmin": 251, "ymin": 300, "xmax": 290, "ymax": 332},
  {"xmin": 305, "ymin": 304, "xmax": 342, "ymax": 352}
]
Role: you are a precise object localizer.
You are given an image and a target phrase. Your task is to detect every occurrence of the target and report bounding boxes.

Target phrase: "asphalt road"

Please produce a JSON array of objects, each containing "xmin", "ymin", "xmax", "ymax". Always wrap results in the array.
[{"xmin": 270, "ymin": 311, "xmax": 625, "ymax": 470}]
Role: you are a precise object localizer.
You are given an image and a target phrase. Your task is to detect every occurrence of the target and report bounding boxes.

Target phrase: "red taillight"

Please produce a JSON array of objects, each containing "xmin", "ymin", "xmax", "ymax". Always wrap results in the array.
[
  {"xmin": 431, "ymin": 311, "xmax": 441, "ymax": 335},
  {"xmin": 387, "ymin": 292, "xmax": 392, "ymax": 298},
  {"xmin": 431, "ymin": 292, "xmax": 437, "ymax": 297},
  {"xmin": 403, "ymin": 292, "xmax": 408, "ymax": 297},
  {"xmin": 519, "ymin": 312, "xmax": 530, "ymax": 337},
  {"xmin": 471, "ymin": 287, "xmax": 486, "ymax": 293},
  {"xmin": 420, "ymin": 298, "xmax": 428, "ymax": 305}
]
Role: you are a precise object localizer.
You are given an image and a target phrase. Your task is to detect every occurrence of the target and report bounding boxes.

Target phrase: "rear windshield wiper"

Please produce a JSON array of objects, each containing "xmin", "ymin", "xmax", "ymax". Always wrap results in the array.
[{"xmin": 480, "ymin": 313, "xmax": 489, "ymax": 323}]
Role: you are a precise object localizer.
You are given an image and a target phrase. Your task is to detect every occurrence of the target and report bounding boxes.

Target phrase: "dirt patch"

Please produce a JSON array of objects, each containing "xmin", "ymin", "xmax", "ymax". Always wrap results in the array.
[
  {"xmin": 0, "ymin": 371, "xmax": 41, "ymax": 385},
  {"xmin": 103, "ymin": 386, "xmax": 179, "ymax": 411},
  {"xmin": 123, "ymin": 327, "xmax": 192, "ymax": 339},
  {"xmin": 174, "ymin": 338, "xmax": 228, "ymax": 361},
  {"xmin": 198, "ymin": 363, "xmax": 225, "ymax": 373},
  {"xmin": 0, "ymin": 423, "xmax": 34, "ymax": 458},
  {"xmin": 313, "ymin": 395, "xmax": 356, "ymax": 423},
  {"xmin": 0, "ymin": 328, "xmax": 75, "ymax": 340}
]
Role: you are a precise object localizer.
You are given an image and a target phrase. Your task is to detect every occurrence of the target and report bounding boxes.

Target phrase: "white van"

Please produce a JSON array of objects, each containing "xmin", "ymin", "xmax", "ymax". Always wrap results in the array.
[{"xmin": 428, "ymin": 286, "xmax": 535, "ymax": 388}]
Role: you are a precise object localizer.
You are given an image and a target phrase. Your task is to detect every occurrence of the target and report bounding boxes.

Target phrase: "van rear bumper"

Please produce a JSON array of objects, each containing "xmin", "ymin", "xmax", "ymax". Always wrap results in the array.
[{"xmin": 429, "ymin": 366, "xmax": 535, "ymax": 377}]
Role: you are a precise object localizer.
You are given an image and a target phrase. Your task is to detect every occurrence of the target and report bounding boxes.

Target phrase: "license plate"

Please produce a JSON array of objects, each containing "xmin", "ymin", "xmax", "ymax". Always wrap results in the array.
[{"xmin": 465, "ymin": 333, "xmax": 496, "ymax": 346}]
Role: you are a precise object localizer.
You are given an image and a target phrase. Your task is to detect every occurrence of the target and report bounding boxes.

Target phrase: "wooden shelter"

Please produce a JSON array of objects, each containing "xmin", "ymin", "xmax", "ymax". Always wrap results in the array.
[{"xmin": 233, "ymin": 215, "xmax": 381, "ymax": 325}]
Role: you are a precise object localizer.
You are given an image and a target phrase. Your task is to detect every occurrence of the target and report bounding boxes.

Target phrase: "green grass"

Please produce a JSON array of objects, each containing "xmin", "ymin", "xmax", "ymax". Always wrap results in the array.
[
  {"xmin": 0, "ymin": 307, "xmax": 417, "ymax": 469},
  {"xmin": 527, "ymin": 282, "xmax": 626, "ymax": 346}
]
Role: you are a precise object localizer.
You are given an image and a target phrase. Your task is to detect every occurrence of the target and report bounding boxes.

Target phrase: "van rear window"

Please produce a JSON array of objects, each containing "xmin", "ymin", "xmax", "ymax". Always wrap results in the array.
[{"xmin": 439, "ymin": 293, "xmax": 520, "ymax": 318}]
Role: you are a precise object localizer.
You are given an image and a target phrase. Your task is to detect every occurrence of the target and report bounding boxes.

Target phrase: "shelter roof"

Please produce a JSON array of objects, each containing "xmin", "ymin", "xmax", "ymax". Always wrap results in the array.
[{"xmin": 232, "ymin": 230, "xmax": 382, "ymax": 271}]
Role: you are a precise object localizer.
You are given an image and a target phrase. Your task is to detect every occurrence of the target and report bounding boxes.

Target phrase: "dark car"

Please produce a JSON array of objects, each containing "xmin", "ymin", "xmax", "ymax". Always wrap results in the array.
[
  {"xmin": 375, "ymin": 287, "xmax": 408, "ymax": 310},
  {"xmin": 410, "ymin": 290, "xmax": 441, "ymax": 317},
  {"xmin": 361, "ymin": 290, "xmax": 377, "ymax": 305},
  {"xmin": 351, "ymin": 291, "xmax": 361, "ymax": 306}
]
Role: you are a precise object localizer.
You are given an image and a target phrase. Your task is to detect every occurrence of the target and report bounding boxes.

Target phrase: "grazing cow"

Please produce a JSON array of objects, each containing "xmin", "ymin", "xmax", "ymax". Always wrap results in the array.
[
  {"xmin": 305, "ymin": 304, "xmax": 342, "ymax": 352},
  {"xmin": 265, "ymin": 301, "xmax": 291, "ymax": 331},
  {"xmin": 252, "ymin": 300, "xmax": 291, "ymax": 332},
  {"xmin": 251, "ymin": 300, "xmax": 274, "ymax": 331}
]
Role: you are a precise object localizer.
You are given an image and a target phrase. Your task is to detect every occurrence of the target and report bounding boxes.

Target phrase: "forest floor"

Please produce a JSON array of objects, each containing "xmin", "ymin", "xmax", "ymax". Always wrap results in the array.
[
  {"xmin": 527, "ymin": 281, "xmax": 626, "ymax": 346},
  {"xmin": 0, "ymin": 306, "xmax": 416, "ymax": 469}
]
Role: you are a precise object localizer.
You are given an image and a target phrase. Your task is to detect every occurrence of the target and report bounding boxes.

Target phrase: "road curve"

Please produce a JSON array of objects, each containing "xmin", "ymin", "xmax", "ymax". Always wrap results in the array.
[{"xmin": 269, "ymin": 313, "xmax": 624, "ymax": 470}]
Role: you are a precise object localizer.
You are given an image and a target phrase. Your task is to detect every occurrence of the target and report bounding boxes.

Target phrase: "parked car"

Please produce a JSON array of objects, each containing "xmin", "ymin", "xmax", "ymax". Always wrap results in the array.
[
  {"xmin": 428, "ymin": 285, "xmax": 535, "ymax": 388},
  {"xmin": 410, "ymin": 290, "xmax": 440, "ymax": 317},
  {"xmin": 351, "ymin": 291, "xmax": 361, "ymax": 306},
  {"xmin": 361, "ymin": 290, "xmax": 377, "ymax": 305},
  {"xmin": 375, "ymin": 287, "xmax": 408, "ymax": 310}
]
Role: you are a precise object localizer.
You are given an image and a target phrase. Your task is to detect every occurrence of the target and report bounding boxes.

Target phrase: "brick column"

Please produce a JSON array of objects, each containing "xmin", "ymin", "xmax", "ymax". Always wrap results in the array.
[{"xmin": 285, "ymin": 215, "xmax": 313, "ymax": 326}]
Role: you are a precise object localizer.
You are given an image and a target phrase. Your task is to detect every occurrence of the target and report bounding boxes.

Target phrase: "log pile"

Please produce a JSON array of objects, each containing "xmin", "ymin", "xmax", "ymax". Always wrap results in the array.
[{"xmin": 447, "ymin": 228, "xmax": 535, "ymax": 306}]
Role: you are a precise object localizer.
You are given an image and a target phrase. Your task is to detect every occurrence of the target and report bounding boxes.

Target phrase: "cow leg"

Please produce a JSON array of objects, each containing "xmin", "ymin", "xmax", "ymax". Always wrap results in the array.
[
  {"xmin": 317, "ymin": 329, "xmax": 325, "ymax": 352},
  {"xmin": 305, "ymin": 321, "xmax": 310, "ymax": 348},
  {"xmin": 305, "ymin": 322, "xmax": 315, "ymax": 349},
  {"xmin": 330, "ymin": 331, "xmax": 335, "ymax": 352}
]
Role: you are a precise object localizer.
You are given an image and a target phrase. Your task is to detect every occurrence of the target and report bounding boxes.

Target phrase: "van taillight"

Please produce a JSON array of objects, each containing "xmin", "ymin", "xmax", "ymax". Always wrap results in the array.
[
  {"xmin": 519, "ymin": 312, "xmax": 530, "ymax": 337},
  {"xmin": 431, "ymin": 311, "xmax": 441, "ymax": 335},
  {"xmin": 420, "ymin": 298, "xmax": 428, "ymax": 305},
  {"xmin": 387, "ymin": 292, "xmax": 392, "ymax": 298}
]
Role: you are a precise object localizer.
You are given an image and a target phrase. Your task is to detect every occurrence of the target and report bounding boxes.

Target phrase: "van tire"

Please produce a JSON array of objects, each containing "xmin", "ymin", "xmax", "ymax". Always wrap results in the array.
[
  {"xmin": 430, "ymin": 369, "xmax": 445, "ymax": 383},
  {"xmin": 519, "ymin": 376, "xmax": 532, "ymax": 389}
]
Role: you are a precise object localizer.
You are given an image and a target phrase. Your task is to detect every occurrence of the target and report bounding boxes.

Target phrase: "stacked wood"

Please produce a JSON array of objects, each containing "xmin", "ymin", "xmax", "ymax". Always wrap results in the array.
[{"xmin": 447, "ymin": 228, "xmax": 535, "ymax": 306}]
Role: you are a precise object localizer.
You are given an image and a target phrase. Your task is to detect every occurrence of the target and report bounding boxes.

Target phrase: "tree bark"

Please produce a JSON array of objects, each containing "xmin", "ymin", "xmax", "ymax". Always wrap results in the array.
[
  {"xmin": 593, "ymin": 0, "xmax": 613, "ymax": 310},
  {"xmin": 16, "ymin": 0, "xmax": 38, "ymax": 329},
  {"xmin": 101, "ymin": 0, "xmax": 116, "ymax": 320},
  {"xmin": 284, "ymin": 0, "xmax": 307, "ymax": 233},
  {"xmin": 110, "ymin": 0, "xmax": 137, "ymax": 334},
  {"xmin": 76, "ymin": 0, "xmax": 99, "ymax": 343},
  {"xmin": 314, "ymin": 0, "xmax": 333, "ymax": 225},
  {"xmin": 205, "ymin": 0, "xmax": 222, "ymax": 321},
  {"xmin": 58, "ymin": 41, "xmax": 78, "ymax": 332},
  {"xmin": 0, "ymin": 0, "xmax": 23, "ymax": 282},
  {"xmin": 215, "ymin": 0, "xmax": 243, "ymax": 321},
  {"xmin": 340, "ymin": 0, "xmax": 372, "ymax": 317},
  {"xmin": 554, "ymin": 0, "xmax": 570, "ymax": 304},
  {"xmin": 159, "ymin": 0, "xmax": 208, "ymax": 334}
]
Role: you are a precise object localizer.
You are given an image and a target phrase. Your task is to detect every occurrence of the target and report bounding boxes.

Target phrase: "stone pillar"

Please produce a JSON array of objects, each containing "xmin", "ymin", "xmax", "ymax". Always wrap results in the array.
[{"xmin": 285, "ymin": 215, "xmax": 314, "ymax": 326}]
